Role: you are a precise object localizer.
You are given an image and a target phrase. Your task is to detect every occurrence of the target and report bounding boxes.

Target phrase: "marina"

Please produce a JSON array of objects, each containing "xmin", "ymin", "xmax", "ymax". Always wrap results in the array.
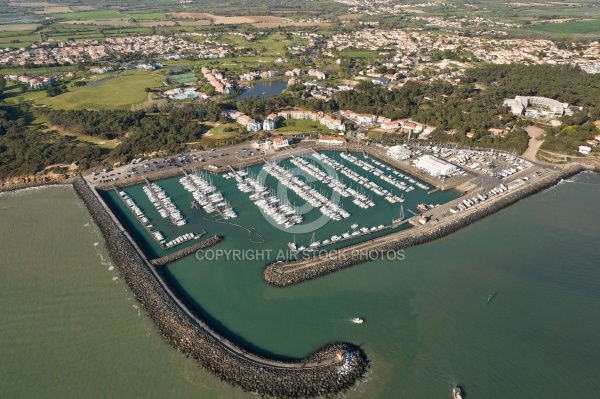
[
  {"xmin": 180, "ymin": 171, "xmax": 237, "ymax": 220},
  {"xmin": 117, "ymin": 190, "xmax": 205, "ymax": 250},
  {"xmin": 143, "ymin": 180, "xmax": 186, "ymax": 226},
  {"xmin": 103, "ymin": 149, "xmax": 461, "ymax": 261}
]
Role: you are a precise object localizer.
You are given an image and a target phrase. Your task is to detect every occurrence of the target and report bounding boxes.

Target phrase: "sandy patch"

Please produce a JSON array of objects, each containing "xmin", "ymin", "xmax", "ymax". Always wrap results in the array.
[
  {"xmin": 62, "ymin": 19, "xmax": 133, "ymax": 26},
  {"xmin": 140, "ymin": 20, "xmax": 178, "ymax": 27},
  {"xmin": 338, "ymin": 14, "xmax": 363, "ymax": 20},
  {"xmin": 177, "ymin": 20, "xmax": 212, "ymax": 26},
  {"xmin": 9, "ymin": 1, "xmax": 54, "ymax": 7},
  {"xmin": 522, "ymin": 125, "xmax": 546, "ymax": 161},
  {"xmin": 509, "ymin": 2, "xmax": 548, "ymax": 6},
  {"xmin": 169, "ymin": 12, "xmax": 213, "ymax": 20},
  {"xmin": 34, "ymin": 6, "xmax": 72, "ymax": 14},
  {"xmin": 169, "ymin": 12, "xmax": 294, "ymax": 25},
  {"xmin": 0, "ymin": 24, "xmax": 39, "ymax": 32},
  {"xmin": 71, "ymin": 6, "xmax": 96, "ymax": 11},
  {"xmin": 535, "ymin": 18, "xmax": 588, "ymax": 24}
]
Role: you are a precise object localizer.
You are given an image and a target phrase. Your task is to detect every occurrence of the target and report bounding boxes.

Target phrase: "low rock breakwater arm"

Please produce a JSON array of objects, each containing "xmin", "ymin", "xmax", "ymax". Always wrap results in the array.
[
  {"xmin": 264, "ymin": 164, "xmax": 587, "ymax": 287},
  {"xmin": 151, "ymin": 235, "xmax": 222, "ymax": 267},
  {"xmin": 73, "ymin": 175, "xmax": 367, "ymax": 398}
]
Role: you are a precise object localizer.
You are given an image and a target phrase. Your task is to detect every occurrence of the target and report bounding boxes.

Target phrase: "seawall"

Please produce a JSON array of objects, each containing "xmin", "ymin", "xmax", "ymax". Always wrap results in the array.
[
  {"xmin": 263, "ymin": 163, "xmax": 588, "ymax": 287},
  {"xmin": 72, "ymin": 175, "xmax": 367, "ymax": 398}
]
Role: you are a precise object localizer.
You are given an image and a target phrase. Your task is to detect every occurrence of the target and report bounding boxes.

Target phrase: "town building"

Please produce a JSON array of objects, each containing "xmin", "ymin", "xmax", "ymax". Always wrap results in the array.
[
  {"xmin": 318, "ymin": 136, "xmax": 346, "ymax": 146},
  {"xmin": 414, "ymin": 155, "xmax": 458, "ymax": 177},
  {"xmin": 387, "ymin": 145, "xmax": 412, "ymax": 160},
  {"xmin": 579, "ymin": 145, "xmax": 592, "ymax": 155},
  {"xmin": 503, "ymin": 96, "xmax": 572, "ymax": 118}
]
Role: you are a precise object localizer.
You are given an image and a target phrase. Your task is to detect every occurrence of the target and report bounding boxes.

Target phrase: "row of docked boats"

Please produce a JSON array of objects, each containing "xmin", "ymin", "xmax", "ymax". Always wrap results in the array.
[
  {"xmin": 341, "ymin": 152, "xmax": 425, "ymax": 195},
  {"xmin": 118, "ymin": 190, "xmax": 197, "ymax": 249},
  {"xmin": 234, "ymin": 170, "xmax": 303, "ymax": 228},
  {"xmin": 354, "ymin": 152, "xmax": 430, "ymax": 191},
  {"xmin": 163, "ymin": 232, "xmax": 204, "ymax": 249},
  {"xmin": 142, "ymin": 183, "xmax": 186, "ymax": 226},
  {"xmin": 289, "ymin": 156, "xmax": 373, "ymax": 209},
  {"xmin": 449, "ymin": 184, "xmax": 512, "ymax": 213},
  {"xmin": 314, "ymin": 152, "xmax": 405, "ymax": 204},
  {"xmin": 180, "ymin": 172, "xmax": 237, "ymax": 219},
  {"xmin": 288, "ymin": 223, "xmax": 387, "ymax": 252},
  {"xmin": 263, "ymin": 161, "xmax": 350, "ymax": 221}
]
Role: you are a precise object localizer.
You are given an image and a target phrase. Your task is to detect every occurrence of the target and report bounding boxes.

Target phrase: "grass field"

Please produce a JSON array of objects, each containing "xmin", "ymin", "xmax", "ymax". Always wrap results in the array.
[
  {"xmin": 205, "ymin": 123, "xmax": 244, "ymax": 139},
  {"xmin": 276, "ymin": 119, "xmax": 330, "ymax": 134},
  {"xmin": 23, "ymin": 71, "xmax": 164, "ymax": 110},
  {"xmin": 52, "ymin": 10, "xmax": 125, "ymax": 20},
  {"xmin": 338, "ymin": 49, "xmax": 382, "ymax": 59},
  {"xmin": 531, "ymin": 19, "xmax": 600, "ymax": 34},
  {"xmin": 130, "ymin": 13, "xmax": 167, "ymax": 20},
  {"xmin": 0, "ymin": 34, "xmax": 43, "ymax": 48}
]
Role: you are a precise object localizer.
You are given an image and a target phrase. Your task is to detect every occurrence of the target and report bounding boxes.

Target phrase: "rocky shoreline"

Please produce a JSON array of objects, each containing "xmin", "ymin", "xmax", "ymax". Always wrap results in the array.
[
  {"xmin": 263, "ymin": 163, "xmax": 591, "ymax": 287},
  {"xmin": 72, "ymin": 175, "xmax": 367, "ymax": 398},
  {"xmin": 0, "ymin": 177, "xmax": 73, "ymax": 194}
]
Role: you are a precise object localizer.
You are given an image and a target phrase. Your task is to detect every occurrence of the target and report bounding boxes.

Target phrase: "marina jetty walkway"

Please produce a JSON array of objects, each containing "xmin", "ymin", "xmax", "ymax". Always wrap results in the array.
[
  {"xmin": 72, "ymin": 175, "xmax": 367, "ymax": 398},
  {"xmin": 151, "ymin": 235, "xmax": 222, "ymax": 267},
  {"xmin": 264, "ymin": 163, "xmax": 589, "ymax": 287}
]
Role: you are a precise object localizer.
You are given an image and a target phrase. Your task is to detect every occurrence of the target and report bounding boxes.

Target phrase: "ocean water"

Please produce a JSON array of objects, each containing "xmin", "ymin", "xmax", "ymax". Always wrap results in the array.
[{"xmin": 1, "ymin": 172, "xmax": 599, "ymax": 398}]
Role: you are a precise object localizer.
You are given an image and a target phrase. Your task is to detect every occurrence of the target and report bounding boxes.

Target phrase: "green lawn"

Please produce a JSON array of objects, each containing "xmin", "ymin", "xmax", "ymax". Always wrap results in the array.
[
  {"xmin": 532, "ymin": 19, "xmax": 600, "ymax": 34},
  {"xmin": 338, "ymin": 49, "xmax": 382, "ymax": 59},
  {"xmin": 52, "ymin": 10, "xmax": 125, "ymax": 20},
  {"xmin": 26, "ymin": 71, "xmax": 164, "ymax": 110},
  {"xmin": 276, "ymin": 119, "xmax": 330, "ymax": 134},
  {"xmin": 206, "ymin": 123, "xmax": 244, "ymax": 139}
]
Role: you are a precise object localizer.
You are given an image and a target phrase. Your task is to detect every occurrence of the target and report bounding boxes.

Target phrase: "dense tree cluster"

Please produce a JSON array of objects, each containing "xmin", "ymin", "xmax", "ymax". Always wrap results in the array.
[
  {"xmin": 463, "ymin": 64, "xmax": 600, "ymax": 113},
  {"xmin": 37, "ymin": 109, "xmax": 146, "ymax": 140},
  {"xmin": 0, "ymin": 107, "xmax": 103, "ymax": 179}
]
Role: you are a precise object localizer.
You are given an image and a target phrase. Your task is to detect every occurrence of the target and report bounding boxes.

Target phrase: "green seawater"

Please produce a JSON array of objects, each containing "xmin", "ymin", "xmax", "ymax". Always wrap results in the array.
[{"xmin": 1, "ymin": 172, "xmax": 599, "ymax": 399}]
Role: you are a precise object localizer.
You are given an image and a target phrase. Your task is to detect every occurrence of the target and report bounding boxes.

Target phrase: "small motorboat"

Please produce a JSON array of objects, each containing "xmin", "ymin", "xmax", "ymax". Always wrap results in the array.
[
  {"xmin": 453, "ymin": 386, "xmax": 463, "ymax": 399},
  {"xmin": 352, "ymin": 317, "xmax": 364, "ymax": 324}
]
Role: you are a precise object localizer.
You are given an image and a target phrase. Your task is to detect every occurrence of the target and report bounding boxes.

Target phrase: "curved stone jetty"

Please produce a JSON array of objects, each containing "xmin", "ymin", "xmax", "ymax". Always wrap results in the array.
[
  {"xmin": 73, "ymin": 176, "xmax": 367, "ymax": 398},
  {"xmin": 264, "ymin": 164, "xmax": 588, "ymax": 287}
]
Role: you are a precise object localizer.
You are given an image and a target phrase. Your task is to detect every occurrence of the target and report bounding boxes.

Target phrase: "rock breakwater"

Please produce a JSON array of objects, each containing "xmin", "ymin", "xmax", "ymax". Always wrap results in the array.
[
  {"xmin": 151, "ymin": 235, "xmax": 222, "ymax": 267},
  {"xmin": 73, "ymin": 175, "xmax": 367, "ymax": 398},
  {"xmin": 264, "ymin": 164, "xmax": 586, "ymax": 287}
]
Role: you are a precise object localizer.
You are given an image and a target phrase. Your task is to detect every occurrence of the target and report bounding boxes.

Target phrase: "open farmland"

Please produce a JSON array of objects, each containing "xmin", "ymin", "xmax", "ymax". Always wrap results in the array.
[
  {"xmin": 52, "ymin": 10, "xmax": 126, "ymax": 20},
  {"xmin": 532, "ymin": 19, "xmax": 600, "ymax": 34}
]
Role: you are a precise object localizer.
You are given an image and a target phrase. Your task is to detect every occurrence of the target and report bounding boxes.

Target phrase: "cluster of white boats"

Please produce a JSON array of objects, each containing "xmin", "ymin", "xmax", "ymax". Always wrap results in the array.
[
  {"xmin": 234, "ymin": 169, "xmax": 303, "ymax": 228},
  {"xmin": 313, "ymin": 152, "xmax": 407, "ymax": 206},
  {"xmin": 289, "ymin": 223, "xmax": 388, "ymax": 252},
  {"xmin": 162, "ymin": 232, "xmax": 205, "ymax": 249},
  {"xmin": 344, "ymin": 152, "xmax": 431, "ymax": 191},
  {"xmin": 142, "ymin": 183, "xmax": 186, "ymax": 226},
  {"xmin": 289, "ymin": 156, "xmax": 374, "ymax": 209},
  {"xmin": 264, "ymin": 161, "xmax": 351, "ymax": 221},
  {"xmin": 344, "ymin": 152, "xmax": 432, "ymax": 193},
  {"xmin": 449, "ymin": 183, "xmax": 513, "ymax": 213},
  {"xmin": 118, "ymin": 190, "xmax": 201, "ymax": 249},
  {"xmin": 180, "ymin": 172, "xmax": 237, "ymax": 220}
]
